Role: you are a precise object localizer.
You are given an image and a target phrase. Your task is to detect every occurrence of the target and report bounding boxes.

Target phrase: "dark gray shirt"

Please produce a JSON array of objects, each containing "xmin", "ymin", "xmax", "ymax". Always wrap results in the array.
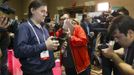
[{"xmin": 14, "ymin": 20, "xmax": 55, "ymax": 74}]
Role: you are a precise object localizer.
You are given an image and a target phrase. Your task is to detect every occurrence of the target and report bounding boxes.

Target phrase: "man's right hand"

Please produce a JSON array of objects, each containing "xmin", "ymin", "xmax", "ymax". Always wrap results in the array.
[
  {"xmin": 45, "ymin": 36, "xmax": 59, "ymax": 50},
  {"xmin": 0, "ymin": 16, "xmax": 9, "ymax": 29}
]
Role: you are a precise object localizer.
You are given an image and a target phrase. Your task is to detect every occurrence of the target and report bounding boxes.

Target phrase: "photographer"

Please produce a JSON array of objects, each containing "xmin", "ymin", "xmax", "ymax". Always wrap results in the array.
[
  {"xmin": 0, "ymin": 13, "xmax": 10, "ymax": 75},
  {"xmin": 102, "ymin": 15, "xmax": 134, "ymax": 75},
  {"xmin": 94, "ymin": 7, "xmax": 130, "ymax": 75},
  {"xmin": 93, "ymin": 12, "xmax": 121, "ymax": 75},
  {"xmin": 14, "ymin": 0, "xmax": 59, "ymax": 75}
]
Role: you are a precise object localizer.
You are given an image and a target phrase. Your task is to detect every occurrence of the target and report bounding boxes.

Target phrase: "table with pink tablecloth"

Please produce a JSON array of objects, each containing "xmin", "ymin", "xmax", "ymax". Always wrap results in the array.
[{"xmin": 8, "ymin": 50, "xmax": 62, "ymax": 75}]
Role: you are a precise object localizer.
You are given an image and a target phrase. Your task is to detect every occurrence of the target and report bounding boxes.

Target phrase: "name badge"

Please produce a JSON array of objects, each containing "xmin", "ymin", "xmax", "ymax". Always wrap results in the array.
[{"xmin": 40, "ymin": 50, "xmax": 50, "ymax": 60}]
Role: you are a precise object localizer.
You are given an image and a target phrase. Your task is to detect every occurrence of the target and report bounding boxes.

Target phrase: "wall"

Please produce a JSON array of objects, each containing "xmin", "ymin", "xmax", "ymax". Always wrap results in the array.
[
  {"xmin": 96, "ymin": 0, "xmax": 134, "ymax": 18},
  {"xmin": 7, "ymin": 0, "xmax": 134, "ymax": 19},
  {"xmin": 8, "ymin": 0, "xmax": 47, "ymax": 20},
  {"xmin": 8, "ymin": 0, "xmax": 22, "ymax": 19},
  {"xmin": 47, "ymin": 0, "xmax": 90, "ymax": 18},
  {"xmin": 47, "ymin": 0, "xmax": 134, "ymax": 18}
]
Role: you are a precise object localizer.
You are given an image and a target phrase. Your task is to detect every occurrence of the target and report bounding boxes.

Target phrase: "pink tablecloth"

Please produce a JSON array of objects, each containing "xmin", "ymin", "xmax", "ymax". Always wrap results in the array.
[
  {"xmin": 8, "ymin": 49, "xmax": 23, "ymax": 75},
  {"xmin": 52, "ymin": 61, "xmax": 62, "ymax": 75},
  {"xmin": 8, "ymin": 50, "xmax": 62, "ymax": 75}
]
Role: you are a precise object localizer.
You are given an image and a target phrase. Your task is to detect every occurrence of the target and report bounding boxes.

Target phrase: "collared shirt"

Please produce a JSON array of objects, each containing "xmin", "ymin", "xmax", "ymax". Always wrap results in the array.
[
  {"xmin": 124, "ymin": 41, "xmax": 134, "ymax": 68},
  {"xmin": 84, "ymin": 21, "xmax": 90, "ymax": 36},
  {"xmin": 31, "ymin": 19, "xmax": 42, "ymax": 29},
  {"xmin": 14, "ymin": 19, "xmax": 55, "ymax": 74}
]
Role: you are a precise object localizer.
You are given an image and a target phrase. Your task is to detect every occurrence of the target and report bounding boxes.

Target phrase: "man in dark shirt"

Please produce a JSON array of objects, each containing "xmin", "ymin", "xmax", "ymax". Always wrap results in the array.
[
  {"xmin": 14, "ymin": 0, "xmax": 59, "ymax": 75},
  {"xmin": 102, "ymin": 15, "xmax": 134, "ymax": 75}
]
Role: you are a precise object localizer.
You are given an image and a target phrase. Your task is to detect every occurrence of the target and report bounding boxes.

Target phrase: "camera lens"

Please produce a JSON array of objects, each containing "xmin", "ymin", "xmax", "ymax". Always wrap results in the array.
[{"xmin": 98, "ymin": 44, "xmax": 108, "ymax": 50}]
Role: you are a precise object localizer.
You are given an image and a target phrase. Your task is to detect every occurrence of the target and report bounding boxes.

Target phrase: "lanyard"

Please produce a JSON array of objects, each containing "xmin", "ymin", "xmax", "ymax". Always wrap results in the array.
[
  {"xmin": 28, "ymin": 21, "xmax": 45, "ymax": 44},
  {"xmin": 124, "ymin": 48, "xmax": 128, "ymax": 62}
]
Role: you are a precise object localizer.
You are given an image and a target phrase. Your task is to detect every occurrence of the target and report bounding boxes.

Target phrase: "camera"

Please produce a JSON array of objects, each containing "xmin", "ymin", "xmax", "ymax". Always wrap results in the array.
[
  {"xmin": 0, "ymin": 0, "xmax": 19, "ymax": 49},
  {"xmin": 0, "ymin": 0, "xmax": 15, "ymax": 14},
  {"xmin": 93, "ymin": 28, "xmax": 109, "ymax": 50},
  {"xmin": 98, "ymin": 42, "xmax": 108, "ymax": 50},
  {"xmin": 57, "ymin": 32, "xmax": 67, "ymax": 50},
  {"xmin": 7, "ymin": 18, "xmax": 19, "ymax": 33},
  {"xmin": 0, "ymin": 1, "xmax": 19, "ymax": 33},
  {"xmin": 52, "ymin": 32, "xmax": 67, "ymax": 51}
]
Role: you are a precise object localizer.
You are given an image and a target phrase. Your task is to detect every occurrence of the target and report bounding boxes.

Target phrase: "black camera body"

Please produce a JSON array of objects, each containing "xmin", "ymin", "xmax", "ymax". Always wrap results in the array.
[
  {"xmin": 98, "ymin": 43, "xmax": 108, "ymax": 50},
  {"xmin": 7, "ymin": 18, "xmax": 19, "ymax": 33},
  {"xmin": 0, "ymin": 2, "xmax": 18, "ymax": 33},
  {"xmin": 0, "ymin": 1, "xmax": 15, "ymax": 14},
  {"xmin": 52, "ymin": 32, "xmax": 67, "ymax": 51},
  {"xmin": 0, "ymin": 1, "xmax": 19, "ymax": 49},
  {"xmin": 93, "ymin": 28, "xmax": 109, "ymax": 50}
]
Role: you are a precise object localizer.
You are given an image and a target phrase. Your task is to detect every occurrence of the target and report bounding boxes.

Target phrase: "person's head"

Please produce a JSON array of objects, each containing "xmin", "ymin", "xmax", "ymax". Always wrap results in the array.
[
  {"xmin": 81, "ymin": 13, "xmax": 92, "ymax": 23},
  {"xmin": 112, "ymin": 7, "xmax": 129, "ymax": 17},
  {"xmin": 60, "ymin": 14, "xmax": 70, "ymax": 20},
  {"xmin": 48, "ymin": 20, "xmax": 55, "ymax": 31},
  {"xmin": 72, "ymin": 18, "xmax": 80, "ymax": 25},
  {"xmin": 62, "ymin": 19, "xmax": 75, "ymax": 35},
  {"xmin": 109, "ymin": 15, "xmax": 134, "ymax": 48},
  {"xmin": 28, "ymin": 0, "xmax": 47, "ymax": 23},
  {"xmin": 81, "ymin": 14, "xmax": 87, "ymax": 21},
  {"xmin": 117, "ymin": 7, "xmax": 129, "ymax": 16}
]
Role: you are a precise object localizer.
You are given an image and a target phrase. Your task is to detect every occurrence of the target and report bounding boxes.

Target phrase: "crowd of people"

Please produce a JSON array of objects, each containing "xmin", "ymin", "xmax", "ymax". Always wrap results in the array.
[{"xmin": 0, "ymin": 0, "xmax": 134, "ymax": 75}]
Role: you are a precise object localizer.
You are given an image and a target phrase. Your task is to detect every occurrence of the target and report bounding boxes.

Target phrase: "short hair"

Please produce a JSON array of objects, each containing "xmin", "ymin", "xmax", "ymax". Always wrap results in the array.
[
  {"xmin": 28, "ymin": 0, "xmax": 47, "ymax": 18},
  {"xmin": 81, "ymin": 14, "xmax": 87, "ymax": 22},
  {"xmin": 117, "ymin": 7, "xmax": 129, "ymax": 16},
  {"xmin": 60, "ymin": 13, "xmax": 70, "ymax": 19},
  {"xmin": 109, "ymin": 15, "xmax": 134, "ymax": 36},
  {"xmin": 111, "ymin": 7, "xmax": 129, "ymax": 17}
]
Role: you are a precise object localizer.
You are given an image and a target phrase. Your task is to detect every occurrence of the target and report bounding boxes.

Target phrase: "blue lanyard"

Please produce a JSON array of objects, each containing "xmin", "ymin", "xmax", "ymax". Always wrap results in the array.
[{"xmin": 28, "ymin": 21, "xmax": 45, "ymax": 44}]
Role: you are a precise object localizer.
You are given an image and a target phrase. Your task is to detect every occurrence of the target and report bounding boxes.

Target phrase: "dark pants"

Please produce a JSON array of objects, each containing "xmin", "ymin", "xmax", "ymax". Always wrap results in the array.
[
  {"xmin": 65, "ymin": 66, "xmax": 90, "ymax": 75},
  {"xmin": 102, "ymin": 56, "xmax": 121, "ymax": 75},
  {"xmin": 23, "ymin": 70, "xmax": 53, "ymax": 75},
  {"xmin": 0, "ymin": 65, "xmax": 9, "ymax": 75}
]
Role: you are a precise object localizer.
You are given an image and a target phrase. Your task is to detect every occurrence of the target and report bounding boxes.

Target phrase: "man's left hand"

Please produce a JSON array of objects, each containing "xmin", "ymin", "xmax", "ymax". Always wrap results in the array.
[
  {"xmin": 101, "ymin": 45, "xmax": 115, "ymax": 59},
  {"xmin": 0, "ymin": 16, "xmax": 9, "ymax": 29}
]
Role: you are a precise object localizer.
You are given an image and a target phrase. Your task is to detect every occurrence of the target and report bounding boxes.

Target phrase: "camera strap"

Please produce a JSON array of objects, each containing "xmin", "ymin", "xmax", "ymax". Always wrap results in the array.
[
  {"xmin": 124, "ymin": 48, "xmax": 128, "ymax": 62},
  {"xmin": 27, "ymin": 21, "xmax": 41, "ymax": 44},
  {"xmin": 28, "ymin": 21, "xmax": 50, "ymax": 60}
]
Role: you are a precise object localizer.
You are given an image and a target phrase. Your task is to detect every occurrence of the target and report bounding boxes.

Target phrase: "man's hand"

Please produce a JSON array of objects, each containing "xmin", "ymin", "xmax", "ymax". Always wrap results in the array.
[
  {"xmin": 45, "ymin": 36, "xmax": 59, "ymax": 50},
  {"xmin": 66, "ymin": 28, "xmax": 71, "ymax": 38},
  {"xmin": 101, "ymin": 45, "xmax": 115, "ymax": 59},
  {"xmin": 0, "ymin": 16, "xmax": 9, "ymax": 29},
  {"xmin": 61, "ymin": 41, "xmax": 67, "ymax": 49}
]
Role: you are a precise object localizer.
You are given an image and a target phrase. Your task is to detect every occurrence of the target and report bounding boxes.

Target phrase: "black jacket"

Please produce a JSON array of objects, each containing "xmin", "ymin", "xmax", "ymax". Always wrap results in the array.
[
  {"xmin": 0, "ymin": 30, "xmax": 10, "ymax": 75},
  {"xmin": 14, "ymin": 20, "xmax": 55, "ymax": 74}
]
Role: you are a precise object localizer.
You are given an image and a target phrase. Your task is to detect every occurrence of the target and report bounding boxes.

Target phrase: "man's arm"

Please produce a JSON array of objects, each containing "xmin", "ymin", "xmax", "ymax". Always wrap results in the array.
[
  {"xmin": 0, "ymin": 17, "xmax": 9, "ymax": 31},
  {"xmin": 102, "ymin": 46, "xmax": 134, "ymax": 75},
  {"xmin": 114, "ymin": 48, "xmax": 124, "ymax": 56},
  {"xmin": 0, "ymin": 16, "xmax": 10, "ymax": 58},
  {"xmin": 111, "ymin": 53, "xmax": 134, "ymax": 75}
]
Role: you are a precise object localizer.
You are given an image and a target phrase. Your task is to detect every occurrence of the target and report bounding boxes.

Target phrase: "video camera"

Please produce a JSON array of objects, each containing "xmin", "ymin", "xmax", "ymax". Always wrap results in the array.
[
  {"xmin": 0, "ymin": 4, "xmax": 15, "ymax": 14},
  {"xmin": 0, "ymin": 0, "xmax": 19, "ymax": 49},
  {"xmin": 93, "ymin": 28, "xmax": 109, "ymax": 50},
  {"xmin": 52, "ymin": 31, "xmax": 67, "ymax": 51},
  {"xmin": 0, "ymin": 0, "xmax": 19, "ymax": 33}
]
